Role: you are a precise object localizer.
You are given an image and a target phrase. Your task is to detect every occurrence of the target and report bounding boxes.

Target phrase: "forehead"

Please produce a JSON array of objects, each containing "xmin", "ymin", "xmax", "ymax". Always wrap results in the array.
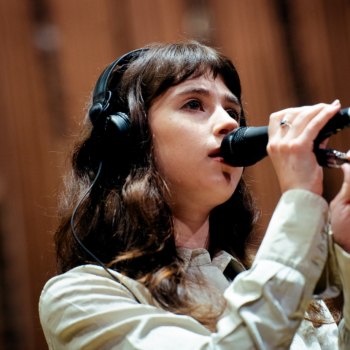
[{"xmin": 152, "ymin": 73, "xmax": 240, "ymax": 106}]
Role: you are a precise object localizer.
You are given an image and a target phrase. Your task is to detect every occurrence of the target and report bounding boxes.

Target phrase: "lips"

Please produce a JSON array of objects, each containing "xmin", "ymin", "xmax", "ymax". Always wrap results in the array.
[
  {"xmin": 208, "ymin": 147, "xmax": 221, "ymax": 157},
  {"xmin": 208, "ymin": 147, "xmax": 233, "ymax": 166}
]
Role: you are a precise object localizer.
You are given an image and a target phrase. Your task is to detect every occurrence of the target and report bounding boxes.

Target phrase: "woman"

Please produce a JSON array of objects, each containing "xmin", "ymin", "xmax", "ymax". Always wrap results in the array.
[{"xmin": 40, "ymin": 41, "xmax": 350, "ymax": 349}]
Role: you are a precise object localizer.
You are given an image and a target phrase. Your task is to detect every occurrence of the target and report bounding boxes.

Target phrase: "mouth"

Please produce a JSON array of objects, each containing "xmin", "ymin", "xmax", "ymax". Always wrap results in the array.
[
  {"xmin": 208, "ymin": 147, "xmax": 222, "ymax": 158},
  {"xmin": 208, "ymin": 148, "xmax": 231, "ymax": 166}
]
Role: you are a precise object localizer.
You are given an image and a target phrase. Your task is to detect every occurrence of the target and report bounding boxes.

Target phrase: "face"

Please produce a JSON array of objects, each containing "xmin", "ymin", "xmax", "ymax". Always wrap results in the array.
[{"xmin": 149, "ymin": 73, "xmax": 243, "ymax": 214}]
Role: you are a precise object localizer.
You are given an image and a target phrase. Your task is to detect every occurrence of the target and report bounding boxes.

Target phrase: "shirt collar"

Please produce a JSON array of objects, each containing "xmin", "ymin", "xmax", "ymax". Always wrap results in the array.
[{"xmin": 177, "ymin": 247, "xmax": 245, "ymax": 274}]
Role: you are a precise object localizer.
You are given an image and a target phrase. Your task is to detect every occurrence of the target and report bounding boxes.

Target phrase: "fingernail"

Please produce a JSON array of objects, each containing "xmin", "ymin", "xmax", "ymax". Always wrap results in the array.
[{"xmin": 332, "ymin": 99, "xmax": 340, "ymax": 106}]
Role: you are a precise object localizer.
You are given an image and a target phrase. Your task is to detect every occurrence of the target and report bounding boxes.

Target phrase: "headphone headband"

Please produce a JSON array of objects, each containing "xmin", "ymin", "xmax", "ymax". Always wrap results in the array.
[{"xmin": 89, "ymin": 48, "xmax": 149, "ymax": 125}]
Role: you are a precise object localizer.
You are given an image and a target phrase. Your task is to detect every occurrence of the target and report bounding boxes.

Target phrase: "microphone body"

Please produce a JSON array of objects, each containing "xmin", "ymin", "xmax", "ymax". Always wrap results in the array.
[{"xmin": 221, "ymin": 107, "xmax": 350, "ymax": 167}]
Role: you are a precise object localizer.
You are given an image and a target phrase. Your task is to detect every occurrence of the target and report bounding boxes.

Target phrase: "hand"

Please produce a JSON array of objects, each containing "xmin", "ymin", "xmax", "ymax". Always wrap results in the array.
[
  {"xmin": 267, "ymin": 101, "xmax": 341, "ymax": 195},
  {"xmin": 330, "ymin": 162, "xmax": 350, "ymax": 253}
]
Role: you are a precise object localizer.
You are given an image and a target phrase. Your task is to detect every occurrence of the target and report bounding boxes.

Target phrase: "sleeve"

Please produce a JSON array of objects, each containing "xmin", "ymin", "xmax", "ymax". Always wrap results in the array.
[
  {"xmin": 39, "ymin": 189, "xmax": 329, "ymax": 350},
  {"xmin": 333, "ymin": 242, "xmax": 350, "ymax": 349}
]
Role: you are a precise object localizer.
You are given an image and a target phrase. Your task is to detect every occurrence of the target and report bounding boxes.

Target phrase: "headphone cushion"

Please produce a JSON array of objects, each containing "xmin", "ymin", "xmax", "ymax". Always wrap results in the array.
[{"xmin": 106, "ymin": 112, "xmax": 131, "ymax": 138}]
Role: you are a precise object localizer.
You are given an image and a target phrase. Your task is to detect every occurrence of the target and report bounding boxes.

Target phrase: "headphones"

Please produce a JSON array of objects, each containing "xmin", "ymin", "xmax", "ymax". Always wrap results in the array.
[
  {"xmin": 88, "ymin": 48, "xmax": 149, "ymax": 156},
  {"xmin": 71, "ymin": 48, "xmax": 149, "ymax": 300}
]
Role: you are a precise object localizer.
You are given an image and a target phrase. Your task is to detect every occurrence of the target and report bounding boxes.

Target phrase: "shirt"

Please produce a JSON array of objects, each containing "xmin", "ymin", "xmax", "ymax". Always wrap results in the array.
[{"xmin": 39, "ymin": 190, "xmax": 350, "ymax": 349}]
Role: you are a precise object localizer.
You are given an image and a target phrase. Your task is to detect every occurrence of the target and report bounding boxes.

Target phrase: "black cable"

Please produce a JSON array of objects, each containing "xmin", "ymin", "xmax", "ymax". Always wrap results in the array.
[{"xmin": 70, "ymin": 160, "xmax": 140, "ymax": 302}]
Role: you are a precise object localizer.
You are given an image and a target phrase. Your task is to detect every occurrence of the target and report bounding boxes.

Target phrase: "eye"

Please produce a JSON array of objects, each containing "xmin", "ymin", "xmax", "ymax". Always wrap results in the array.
[
  {"xmin": 182, "ymin": 100, "xmax": 203, "ymax": 111},
  {"xmin": 226, "ymin": 109, "xmax": 240, "ymax": 122}
]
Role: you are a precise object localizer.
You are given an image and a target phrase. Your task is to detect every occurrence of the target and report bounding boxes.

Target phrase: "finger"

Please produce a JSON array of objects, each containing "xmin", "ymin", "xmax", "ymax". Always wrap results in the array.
[
  {"xmin": 269, "ymin": 106, "xmax": 305, "ymax": 121},
  {"xmin": 284, "ymin": 103, "xmax": 333, "ymax": 139},
  {"xmin": 334, "ymin": 163, "xmax": 350, "ymax": 205},
  {"xmin": 341, "ymin": 163, "xmax": 350, "ymax": 196},
  {"xmin": 318, "ymin": 137, "xmax": 329, "ymax": 150},
  {"xmin": 278, "ymin": 111, "xmax": 297, "ymax": 134},
  {"xmin": 297, "ymin": 101, "xmax": 341, "ymax": 142},
  {"xmin": 270, "ymin": 104, "xmax": 329, "ymax": 143},
  {"xmin": 268, "ymin": 107, "xmax": 306, "ymax": 137}
]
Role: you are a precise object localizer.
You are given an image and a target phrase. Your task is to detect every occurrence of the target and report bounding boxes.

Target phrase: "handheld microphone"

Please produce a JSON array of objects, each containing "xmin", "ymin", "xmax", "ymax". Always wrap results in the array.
[{"xmin": 221, "ymin": 107, "xmax": 350, "ymax": 167}]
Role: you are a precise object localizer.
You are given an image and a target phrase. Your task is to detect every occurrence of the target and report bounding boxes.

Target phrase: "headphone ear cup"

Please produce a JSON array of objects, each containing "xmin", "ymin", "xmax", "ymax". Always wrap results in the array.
[
  {"xmin": 87, "ymin": 112, "xmax": 131, "ymax": 167},
  {"xmin": 105, "ymin": 112, "xmax": 131, "ymax": 138},
  {"xmin": 103, "ymin": 112, "xmax": 131, "ymax": 160}
]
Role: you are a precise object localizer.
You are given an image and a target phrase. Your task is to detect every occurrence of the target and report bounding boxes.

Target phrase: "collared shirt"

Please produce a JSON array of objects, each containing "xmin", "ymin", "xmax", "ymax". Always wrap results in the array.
[
  {"xmin": 177, "ymin": 247, "xmax": 245, "ymax": 293},
  {"xmin": 39, "ymin": 190, "xmax": 350, "ymax": 349}
]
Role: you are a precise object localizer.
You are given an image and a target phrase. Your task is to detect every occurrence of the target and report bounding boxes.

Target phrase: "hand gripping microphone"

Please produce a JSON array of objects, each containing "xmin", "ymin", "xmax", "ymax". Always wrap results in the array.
[{"xmin": 221, "ymin": 107, "xmax": 350, "ymax": 168}]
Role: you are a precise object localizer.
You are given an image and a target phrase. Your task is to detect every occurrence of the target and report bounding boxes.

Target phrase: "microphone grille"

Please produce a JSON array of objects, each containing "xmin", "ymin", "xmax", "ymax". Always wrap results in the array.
[{"xmin": 231, "ymin": 127, "xmax": 247, "ymax": 143}]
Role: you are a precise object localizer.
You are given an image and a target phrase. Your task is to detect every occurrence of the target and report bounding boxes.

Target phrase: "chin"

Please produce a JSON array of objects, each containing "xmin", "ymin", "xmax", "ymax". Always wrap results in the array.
[
  {"xmin": 204, "ymin": 180, "xmax": 238, "ymax": 206},
  {"xmin": 211, "ymin": 171, "xmax": 240, "ymax": 189}
]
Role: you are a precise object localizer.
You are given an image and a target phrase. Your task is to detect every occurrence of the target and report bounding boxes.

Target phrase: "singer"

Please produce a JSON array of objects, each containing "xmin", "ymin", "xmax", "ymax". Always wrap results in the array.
[{"xmin": 39, "ymin": 41, "xmax": 350, "ymax": 349}]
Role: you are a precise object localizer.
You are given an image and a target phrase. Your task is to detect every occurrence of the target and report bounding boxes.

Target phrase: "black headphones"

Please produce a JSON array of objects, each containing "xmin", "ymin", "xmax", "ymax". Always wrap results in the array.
[
  {"xmin": 71, "ymin": 48, "xmax": 149, "ymax": 300},
  {"xmin": 88, "ymin": 48, "xmax": 149, "ymax": 155}
]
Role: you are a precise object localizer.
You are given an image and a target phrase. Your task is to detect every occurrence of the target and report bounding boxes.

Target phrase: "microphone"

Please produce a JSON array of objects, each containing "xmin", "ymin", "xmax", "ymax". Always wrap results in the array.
[{"xmin": 221, "ymin": 107, "xmax": 350, "ymax": 167}]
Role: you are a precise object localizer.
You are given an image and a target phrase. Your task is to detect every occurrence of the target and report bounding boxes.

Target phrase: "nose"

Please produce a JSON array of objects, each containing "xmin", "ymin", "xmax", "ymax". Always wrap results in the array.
[{"xmin": 213, "ymin": 108, "xmax": 239, "ymax": 137}]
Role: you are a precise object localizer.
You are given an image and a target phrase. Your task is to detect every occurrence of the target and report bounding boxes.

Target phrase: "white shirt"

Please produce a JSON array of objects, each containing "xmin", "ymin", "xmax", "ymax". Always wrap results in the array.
[{"xmin": 39, "ymin": 190, "xmax": 350, "ymax": 349}]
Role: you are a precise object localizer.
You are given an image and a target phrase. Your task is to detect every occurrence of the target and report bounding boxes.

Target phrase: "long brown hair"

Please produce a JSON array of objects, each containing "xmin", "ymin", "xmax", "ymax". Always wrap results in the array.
[{"xmin": 55, "ymin": 40, "xmax": 336, "ymax": 330}]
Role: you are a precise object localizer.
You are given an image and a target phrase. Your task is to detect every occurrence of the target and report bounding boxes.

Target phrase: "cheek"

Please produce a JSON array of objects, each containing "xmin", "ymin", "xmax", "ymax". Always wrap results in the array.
[
  {"xmin": 151, "ymin": 121, "xmax": 198, "ymax": 175},
  {"xmin": 152, "ymin": 133, "xmax": 193, "ymax": 180}
]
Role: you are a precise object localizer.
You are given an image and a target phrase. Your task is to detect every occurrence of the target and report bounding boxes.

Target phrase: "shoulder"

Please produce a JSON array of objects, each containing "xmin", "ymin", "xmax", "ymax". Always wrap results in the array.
[
  {"xmin": 39, "ymin": 266, "xmax": 133, "ymax": 325},
  {"xmin": 39, "ymin": 266, "xmax": 212, "ymax": 349},
  {"xmin": 40, "ymin": 265, "xmax": 157, "ymax": 306},
  {"xmin": 39, "ymin": 265, "xmax": 164, "ymax": 348},
  {"xmin": 40, "ymin": 265, "xmax": 133, "ymax": 304}
]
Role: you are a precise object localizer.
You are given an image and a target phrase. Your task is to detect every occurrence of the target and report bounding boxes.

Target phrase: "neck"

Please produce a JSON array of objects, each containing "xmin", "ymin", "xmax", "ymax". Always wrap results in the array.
[{"xmin": 174, "ymin": 207, "xmax": 210, "ymax": 250}]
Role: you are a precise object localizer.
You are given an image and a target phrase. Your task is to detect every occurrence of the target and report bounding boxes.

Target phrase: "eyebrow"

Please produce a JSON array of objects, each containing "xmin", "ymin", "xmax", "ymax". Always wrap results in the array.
[{"xmin": 177, "ymin": 87, "xmax": 240, "ymax": 107}]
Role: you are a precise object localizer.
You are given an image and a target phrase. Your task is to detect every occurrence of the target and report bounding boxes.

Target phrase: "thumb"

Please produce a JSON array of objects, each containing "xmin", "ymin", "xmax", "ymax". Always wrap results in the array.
[{"xmin": 338, "ymin": 163, "xmax": 350, "ymax": 202}]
